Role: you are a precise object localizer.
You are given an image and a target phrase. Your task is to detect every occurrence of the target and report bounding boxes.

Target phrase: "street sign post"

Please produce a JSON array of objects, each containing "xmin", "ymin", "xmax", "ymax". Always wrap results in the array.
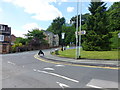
[
  {"xmin": 78, "ymin": 30, "xmax": 86, "ymax": 35},
  {"xmin": 61, "ymin": 33, "xmax": 65, "ymax": 39}
]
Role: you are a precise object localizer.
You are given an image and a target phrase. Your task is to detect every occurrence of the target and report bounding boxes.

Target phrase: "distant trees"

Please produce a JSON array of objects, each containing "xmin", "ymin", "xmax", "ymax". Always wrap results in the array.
[
  {"xmin": 13, "ymin": 1, "xmax": 119, "ymax": 52},
  {"xmin": 25, "ymin": 29, "xmax": 47, "ymax": 47},
  {"xmin": 12, "ymin": 29, "xmax": 48, "ymax": 52}
]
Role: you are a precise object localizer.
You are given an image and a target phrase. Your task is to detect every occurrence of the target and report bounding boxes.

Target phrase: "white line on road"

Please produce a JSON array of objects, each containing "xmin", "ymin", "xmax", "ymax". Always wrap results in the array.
[
  {"xmin": 87, "ymin": 84, "xmax": 102, "ymax": 88},
  {"xmin": 7, "ymin": 61, "xmax": 15, "ymax": 65},
  {"xmin": 33, "ymin": 69, "xmax": 37, "ymax": 71},
  {"xmin": 56, "ymin": 82, "xmax": 70, "ymax": 88},
  {"xmin": 55, "ymin": 65, "xmax": 65, "ymax": 67},
  {"xmin": 43, "ymin": 68, "xmax": 54, "ymax": 71},
  {"xmin": 37, "ymin": 70, "xmax": 79, "ymax": 83}
]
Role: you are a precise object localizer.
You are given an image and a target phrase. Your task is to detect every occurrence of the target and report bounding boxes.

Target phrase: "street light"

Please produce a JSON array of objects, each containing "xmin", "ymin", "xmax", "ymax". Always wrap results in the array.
[
  {"xmin": 76, "ymin": 0, "xmax": 79, "ymax": 59},
  {"xmin": 78, "ymin": 0, "xmax": 82, "ymax": 59}
]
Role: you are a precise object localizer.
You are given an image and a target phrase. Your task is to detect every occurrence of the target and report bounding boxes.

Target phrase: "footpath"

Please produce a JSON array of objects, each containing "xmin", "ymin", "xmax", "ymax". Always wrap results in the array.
[{"xmin": 39, "ymin": 48, "xmax": 120, "ymax": 68}]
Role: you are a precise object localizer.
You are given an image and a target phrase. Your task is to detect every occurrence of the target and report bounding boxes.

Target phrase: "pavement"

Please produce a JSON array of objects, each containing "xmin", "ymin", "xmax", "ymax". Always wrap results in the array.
[{"xmin": 38, "ymin": 48, "xmax": 120, "ymax": 68}]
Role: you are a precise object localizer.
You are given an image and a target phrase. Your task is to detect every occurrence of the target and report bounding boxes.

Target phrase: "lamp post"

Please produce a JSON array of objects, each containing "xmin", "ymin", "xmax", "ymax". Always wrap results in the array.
[
  {"xmin": 78, "ymin": 0, "xmax": 82, "ymax": 59},
  {"xmin": 75, "ymin": 0, "xmax": 79, "ymax": 59}
]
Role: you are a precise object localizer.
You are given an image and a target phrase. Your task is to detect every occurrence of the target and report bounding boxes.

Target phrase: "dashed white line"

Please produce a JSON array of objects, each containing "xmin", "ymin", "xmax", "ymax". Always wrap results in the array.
[
  {"xmin": 33, "ymin": 69, "xmax": 37, "ymax": 71},
  {"xmin": 43, "ymin": 68, "xmax": 54, "ymax": 71},
  {"xmin": 55, "ymin": 65, "xmax": 65, "ymax": 67}
]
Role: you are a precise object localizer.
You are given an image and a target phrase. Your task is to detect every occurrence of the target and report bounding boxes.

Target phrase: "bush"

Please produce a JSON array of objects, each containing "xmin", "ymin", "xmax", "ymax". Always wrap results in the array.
[
  {"xmin": 11, "ymin": 43, "xmax": 23, "ymax": 52},
  {"xmin": 110, "ymin": 31, "xmax": 120, "ymax": 49}
]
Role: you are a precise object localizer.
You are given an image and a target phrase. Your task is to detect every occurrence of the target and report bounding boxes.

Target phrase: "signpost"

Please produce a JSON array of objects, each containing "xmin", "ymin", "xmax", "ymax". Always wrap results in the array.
[{"xmin": 61, "ymin": 33, "xmax": 65, "ymax": 51}]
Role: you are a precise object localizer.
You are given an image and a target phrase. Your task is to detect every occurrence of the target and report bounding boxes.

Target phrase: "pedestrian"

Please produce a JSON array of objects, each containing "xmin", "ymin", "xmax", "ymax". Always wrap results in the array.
[{"xmin": 38, "ymin": 50, "xmax": 44, "ymax": 56}]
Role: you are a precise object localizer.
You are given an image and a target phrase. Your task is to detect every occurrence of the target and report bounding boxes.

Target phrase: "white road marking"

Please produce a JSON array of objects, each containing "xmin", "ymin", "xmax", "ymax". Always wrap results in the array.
[
  {"xmin": 87, "ymin": 85, "xmax": 102, "ymax": 88},
  {"xmin": 7, "ymin": 61, "xmax": 15, "ymax": 65},
  {"xmin": 43, "ymin": 68, "xmax": 54, "ymax": 71},
  {"xmin": 55, "ymin": 65, "xmax": 65, "ymax": 67},
  {"xmin": 86, "ymin": 79, "xmax": 118, "ymax": 88},
  {"xmin": 37, "ymin": 70, "xmax": 79, "ymax": 83},
  {"xmin": 33, "ymin": 69, "xmax": 37, "ymax": 71},
  {"xmin": 56, "ymin": 82, "xmax": 70, "ymax": 88}
]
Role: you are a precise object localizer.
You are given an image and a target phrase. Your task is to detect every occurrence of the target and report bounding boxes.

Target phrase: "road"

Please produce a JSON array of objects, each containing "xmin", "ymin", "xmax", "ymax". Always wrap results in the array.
[{"xmin": 1, "ymin": 49, "xmax": 119, "ymax": 89}]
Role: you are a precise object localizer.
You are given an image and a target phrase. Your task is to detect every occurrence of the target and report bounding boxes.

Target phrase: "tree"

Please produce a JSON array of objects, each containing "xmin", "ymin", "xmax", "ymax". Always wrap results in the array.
[
  {"xmin": 70, "ymin": 13, "xmax": 90, "ymax": 28},
  {"xmin": 82, "ymin": 0, "xmax": 112, "ymax": 51},
  {"xmin": 15, "ymin": 37, "xmax": 28, "ymax": 45},
  {"xmin": 25, "ymin": 29, "xmax": 47, "ymax": 47},
  {"xmin": 47, "ymin": 17, "xmax": 65, "ymax": 45},
  {"xmin": 107, "ymin": 2, "xmax": 120, "ymax": 31},
  {"xmin": 62, "ymin": 25, "xmax": 76, "ymax": 45}
]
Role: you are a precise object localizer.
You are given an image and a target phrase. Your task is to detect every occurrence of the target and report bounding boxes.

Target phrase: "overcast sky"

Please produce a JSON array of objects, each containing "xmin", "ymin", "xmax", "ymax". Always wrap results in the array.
[{"xmin": 0, "ymin": 0, "xmax": 119, "ymax": 37}]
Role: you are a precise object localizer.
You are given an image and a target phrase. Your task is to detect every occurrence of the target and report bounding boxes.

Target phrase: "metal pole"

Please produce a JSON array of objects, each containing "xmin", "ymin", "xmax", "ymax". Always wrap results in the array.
[
  {"xmin": 78, "ymin": 0, "xmax": 82, "ymax": 58},
  {"xmin": 76, "ymin": 0, "xmax": 79, "ymax": 59}
]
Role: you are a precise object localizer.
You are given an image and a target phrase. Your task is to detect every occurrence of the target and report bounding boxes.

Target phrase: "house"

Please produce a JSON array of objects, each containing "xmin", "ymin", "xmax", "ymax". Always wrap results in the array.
[
  {"xmin": 11, "ymin": 34, "xmax": 17, "ymax": 45},
  {"xmin": 43, "ymin": 30, "xmax": 59, "ymax": 47},
  {"xmin": 0, "ymin": 24, "xmax": 11, "ymax": 54}
]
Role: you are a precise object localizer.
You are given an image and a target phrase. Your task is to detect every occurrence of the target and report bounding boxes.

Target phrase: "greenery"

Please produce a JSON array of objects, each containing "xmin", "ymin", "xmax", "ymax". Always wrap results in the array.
[
  {"xmin": 82, "ymin": 1, "xmax": 112, "ymax": 51},
  {"xmin": 107, "ymin": 2, "xmax": 120, "ymax": 31},
  {"xmin": 47, "ymin": 17, "xmax": 65, "ymax": 45},
  {"xmin": 13, "ymin": 1, "xmax": 120, "ymax": 52},
  {"xmin": 110, "ymin": 31, "xmax": 120, "ymax": 49},
  {"xmin": 14, "ymin": 37, "xmax": 28, "ymax": 45},
  {"xmin": 58, "ymin": 49, "xmax": 118, "ymax": 60},
  {"xmin": 11, "ymin": 43, "xmax": 23, "ymax": 52},
  {"xmin": 25, "ymin": 29, "xmax": 47, "ymax": 47}
]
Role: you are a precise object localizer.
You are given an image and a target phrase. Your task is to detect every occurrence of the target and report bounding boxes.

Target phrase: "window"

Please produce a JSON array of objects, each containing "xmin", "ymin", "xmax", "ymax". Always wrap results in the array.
[
  {"xmin": 0, "ymin": 35, "xmax": 4, "ymax": 41},
  {"xmin": 0, "ymin": 25, "xmax": 5, "ymax": 30}
]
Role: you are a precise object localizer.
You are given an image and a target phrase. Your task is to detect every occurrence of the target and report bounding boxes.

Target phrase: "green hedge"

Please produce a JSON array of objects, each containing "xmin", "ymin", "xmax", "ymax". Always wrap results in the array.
[{"xmin": 110, "ymin": 31, "xmax": 120, "ymax": 49}]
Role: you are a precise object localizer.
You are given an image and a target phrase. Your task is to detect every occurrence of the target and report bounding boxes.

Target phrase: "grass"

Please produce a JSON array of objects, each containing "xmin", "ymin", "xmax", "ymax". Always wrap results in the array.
[{"xmin": 57, "ymin": 49, "xmax": 118, "ymax": 60}]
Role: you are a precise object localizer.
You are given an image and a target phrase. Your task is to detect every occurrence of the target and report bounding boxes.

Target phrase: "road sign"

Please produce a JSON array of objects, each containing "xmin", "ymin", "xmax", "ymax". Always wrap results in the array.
[
  {"xmin": 61, "ymin": 33, "xmax": 65, "ymax": 39},
  {"xmin": 78, "ymin": 30, "xmax": 86, "ymax": 35}
]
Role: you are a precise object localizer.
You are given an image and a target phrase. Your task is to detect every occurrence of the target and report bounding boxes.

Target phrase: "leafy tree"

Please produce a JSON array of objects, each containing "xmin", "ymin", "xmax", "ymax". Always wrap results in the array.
[
  {"xmin": 15, "ymin": 37, "xmax": 28, "ymax": 45},
  {"xmin": 107, "ymin": 2, "xmax": 120, "ymax": 31},
  {"xmin": 25, "ymin": 29, "xmax": 47, "ymax": 47},
  {"xmin": 62, "ymin": 25, "xmax": 76, "ymax": 45},
  {"xmin": 70, "ymin": 13, "xmax": 90, "ymax": 28},
  {"xmin": 47, "ymin": 17, "xmax": 65, "ymax": 45},
  {"xmin": 82, "ymin": 0, "xmax": 112, "ymax": 51}
]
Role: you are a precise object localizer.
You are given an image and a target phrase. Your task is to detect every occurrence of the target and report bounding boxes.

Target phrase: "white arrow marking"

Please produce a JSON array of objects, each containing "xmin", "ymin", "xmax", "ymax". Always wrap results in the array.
[
  {"xmin": 56, "ymin": 82, "xmax": 70, "ymax": 88},
  {"xmin": 43, "ymin": 68, "xmax": 54, "ymax": 71},
  {"xmin": 37, "ymin": 70, "xmax": 79, "ymax": 83}
]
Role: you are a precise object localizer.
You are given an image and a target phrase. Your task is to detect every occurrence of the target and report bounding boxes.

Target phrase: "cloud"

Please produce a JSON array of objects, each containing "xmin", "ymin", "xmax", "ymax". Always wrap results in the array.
[
  {"xmin": 67, "ymin": 7, "xmax": 74, "ymax": 12},
  {"xmin": 12, "ymin": 23, "xmax": 42, "ymax": 37},
  {"xmin": 3, "ymin": 0, "xmax": 63, "ymax": 21},
  {"xmin": 0, "ymin": 8, "xmax": 2, "ymax": 13},
  {"xmin": 11, "ymin": 29, "xmax": 24, "ymax": 37},
  {"xmin": 22, "ymin": 23, "xmax": 42, "ymax": 31}
]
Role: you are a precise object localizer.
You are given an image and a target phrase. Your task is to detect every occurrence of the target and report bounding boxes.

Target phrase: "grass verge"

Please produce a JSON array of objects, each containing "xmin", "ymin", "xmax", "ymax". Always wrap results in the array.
[{"xmin": 57, "ymin": 49, "xmax": 118, "ymax": 60}]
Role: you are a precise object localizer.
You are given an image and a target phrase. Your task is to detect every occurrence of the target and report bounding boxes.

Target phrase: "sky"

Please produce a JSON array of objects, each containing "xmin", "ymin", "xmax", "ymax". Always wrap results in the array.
[{"xmin": 0, "ymin": 0, "xmax": 119, "ymax": 37}]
